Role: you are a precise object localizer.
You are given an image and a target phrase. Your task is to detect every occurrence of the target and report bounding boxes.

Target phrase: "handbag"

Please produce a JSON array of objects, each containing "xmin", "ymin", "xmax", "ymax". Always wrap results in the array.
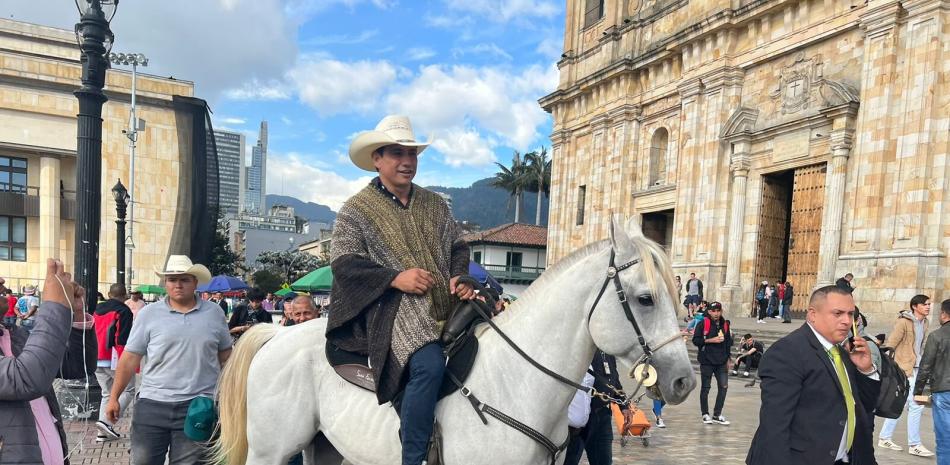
[{"xmin": 184, "ymin": 396, "xmax": 218, "ymax": 442}]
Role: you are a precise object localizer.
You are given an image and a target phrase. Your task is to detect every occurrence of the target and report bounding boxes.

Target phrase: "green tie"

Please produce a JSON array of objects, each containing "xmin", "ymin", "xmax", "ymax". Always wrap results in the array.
[{"xmin": 829, "ymin": 346, "xmax": 856, "ymax": 450}]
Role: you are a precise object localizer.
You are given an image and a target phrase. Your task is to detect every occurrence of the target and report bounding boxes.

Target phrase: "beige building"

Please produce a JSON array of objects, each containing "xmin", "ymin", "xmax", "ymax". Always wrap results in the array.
[
  {"xmin": 0, "ymin": 18, "xmax": 218, "ymax": 294},
  {"xmin": 540, "ymin": 0, "xmax": 948, "ymax": 319}
]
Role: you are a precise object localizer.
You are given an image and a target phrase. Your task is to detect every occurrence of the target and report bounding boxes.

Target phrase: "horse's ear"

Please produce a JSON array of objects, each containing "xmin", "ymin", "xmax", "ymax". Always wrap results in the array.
[
  {"xmin": 609, "ymin": 214, "xmax": 632, "ymax": 251},
  {"xmin": 625, "ymin": 215, "xmax": 644, "ymax": 238}
]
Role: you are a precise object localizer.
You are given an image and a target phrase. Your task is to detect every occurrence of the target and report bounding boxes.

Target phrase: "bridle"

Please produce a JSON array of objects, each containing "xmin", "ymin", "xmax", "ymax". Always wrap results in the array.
[
  {"xmin": 586, "ymin": 247, "xmax": 683, "ymax": 393},
  {"xmin": 448, "ymin": 244, "xmax": 683, "ymax": 465}
]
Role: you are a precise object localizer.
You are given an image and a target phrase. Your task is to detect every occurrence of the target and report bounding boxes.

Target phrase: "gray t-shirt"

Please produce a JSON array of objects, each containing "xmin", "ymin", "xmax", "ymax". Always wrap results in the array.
[
  {"xmin": 125, "ymin": 297, "xmax": 232, "ymax": 402},
  {"xmin": 687, "ymin": 279, "xmax": 701, "ymax": 296}
]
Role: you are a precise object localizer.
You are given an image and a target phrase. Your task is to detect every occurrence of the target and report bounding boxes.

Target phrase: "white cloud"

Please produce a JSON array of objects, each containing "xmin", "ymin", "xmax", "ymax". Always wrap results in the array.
[
  {"xmin": 219, "ymin": 117, "xmax": 247, "ymax": 125},
  {"xmin": 429, "ymin": 127, "xmax": 497, "ymax": 167},
  {"xmin": 224, "ymin": 79, "xmax": 293, "ymax": 100},
  {"xmin": 303, "ymin": 29, "xmax": 379, "ymax": 46},
  {"xmin": 386, "ymin": 63, "xmax": 557, "ymax": 153},
  {"xmin": 288, "ymin": 56, "xmax": 399, "ymax": 115},
  {"xmin": 451, "ymin": 43, "xmax": 513, "ymax": 61},
  {"xmin": 407, "ymin": 47, "xmax": 437, "ymax": 61},
  {"xmin": 443, "ymin": 0, "xmax": 560, "ymax": 22},
  {"xmin": 9, "ymin": 0, "xmax": 299, "ymax": 102},
  {"xmin": 535, "ymin": 35, "xmax": 564, "ymax": 59},
  {"xmin": 266, "ymin": 152, "xmax": 372, "ymax": 210}
]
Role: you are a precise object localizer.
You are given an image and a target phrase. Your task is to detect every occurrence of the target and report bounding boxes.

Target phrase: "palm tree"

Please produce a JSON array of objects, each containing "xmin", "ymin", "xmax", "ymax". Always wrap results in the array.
[
  {"xmin": 525, "ymin": 147, "xmax": 552, "ymax": 226},
  {"xmin": 490, "ymin": 151, "xmax": 529, "ymax": 223}
]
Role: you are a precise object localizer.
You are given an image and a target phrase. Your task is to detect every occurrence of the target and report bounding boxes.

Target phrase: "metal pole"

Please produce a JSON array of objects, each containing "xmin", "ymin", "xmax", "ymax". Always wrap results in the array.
[
  {"xmin": 115, "ymin": 185, "xmax": 127, "ymax": 287},
  {"xmin": 127, "ymin": 62, "xmax": 136, "ymax": 291},
  {"xmin": 74, "ymin": 3, "xmax": 111, "ymax": 313}
]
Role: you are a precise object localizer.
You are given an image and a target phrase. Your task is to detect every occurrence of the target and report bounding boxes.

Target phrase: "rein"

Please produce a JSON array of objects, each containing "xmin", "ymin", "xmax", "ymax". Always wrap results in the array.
[{"xmin": 450, "ymin": 248, "xmax": 680, "ymax": 464}]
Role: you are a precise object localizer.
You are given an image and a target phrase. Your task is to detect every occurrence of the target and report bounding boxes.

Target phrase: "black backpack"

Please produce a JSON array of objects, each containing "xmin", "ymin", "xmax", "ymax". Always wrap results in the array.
[{"xmin": 874, "ymin": 345, "xmax": 910, "ymax": 419}]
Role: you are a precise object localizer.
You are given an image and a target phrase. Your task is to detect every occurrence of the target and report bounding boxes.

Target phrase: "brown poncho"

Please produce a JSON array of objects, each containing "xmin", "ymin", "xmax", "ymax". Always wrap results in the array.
[{"xmin": 326, "ymin": 181, "xmax": 469, "ymax": 404}]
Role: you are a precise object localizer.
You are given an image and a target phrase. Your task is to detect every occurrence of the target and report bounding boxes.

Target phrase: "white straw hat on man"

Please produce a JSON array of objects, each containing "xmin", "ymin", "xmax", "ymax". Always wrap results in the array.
[
  {"xmin": 154, "ymin": 255, "xmax": 212, "ymax": 285},
  {"xmin": 348, "ymin": 115, "xmax": 430, "ymax": 171}
]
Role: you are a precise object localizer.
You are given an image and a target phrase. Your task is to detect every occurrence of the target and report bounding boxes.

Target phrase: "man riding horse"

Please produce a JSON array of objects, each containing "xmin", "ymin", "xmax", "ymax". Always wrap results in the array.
[{"xmin": 326, "ymin": 115, "xmax": 476, "ymax": 465}]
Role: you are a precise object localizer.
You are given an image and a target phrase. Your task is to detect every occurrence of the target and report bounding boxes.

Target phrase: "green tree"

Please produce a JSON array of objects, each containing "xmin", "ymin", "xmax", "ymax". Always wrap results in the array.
[
  {"xmin": 256, "ymin": 250, "xmax": 325, "ymax": 283},
  {"xmin": 490, "ymin": 151, "xmax": 529, "ymax": 223},
  {"xmin": 524, "ymin": 147, "xmax": 551, "ymax": 226},
  {"xmin": 209, "ymin": 219, "xmax": 245, "ymax": 277},
  {"xmin": 251, "ymin": 269, "xmax": 283, "ymax": 294}
]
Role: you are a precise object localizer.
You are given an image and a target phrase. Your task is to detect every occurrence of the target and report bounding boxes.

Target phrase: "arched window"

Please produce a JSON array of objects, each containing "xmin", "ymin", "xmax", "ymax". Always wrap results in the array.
[{"xmin": 649, "ymin": 127, "xmax": 669, "ymax": 186}]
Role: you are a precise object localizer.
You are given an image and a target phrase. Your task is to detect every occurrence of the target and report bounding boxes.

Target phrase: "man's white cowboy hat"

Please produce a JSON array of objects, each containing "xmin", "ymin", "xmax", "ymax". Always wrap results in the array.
[
  {"xmin": 154, "ymin": 255, "xmax": 212, "ymax": 285},
  {"xmin": 348, "ymin": 115, "xmax": 430, "ymax": 172}
]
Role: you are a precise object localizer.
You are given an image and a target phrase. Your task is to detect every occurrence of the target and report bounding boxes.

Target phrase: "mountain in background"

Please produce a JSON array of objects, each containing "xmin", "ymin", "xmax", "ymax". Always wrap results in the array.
[
  {"xmin": 427, "ymin": 178, "xmax": 549, "ymax": 229},
  {"xmin": 266, "ymin": 194, "xmax": 337, "ymax": 225},
  {"xmin": 265, "ymin": 178, "xmax": 549, "ymax": 230}
]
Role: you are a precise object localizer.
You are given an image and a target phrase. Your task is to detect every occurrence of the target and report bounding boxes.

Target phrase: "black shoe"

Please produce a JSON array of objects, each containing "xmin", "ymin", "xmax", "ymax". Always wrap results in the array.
[{"xmin": 95, "ymin": 420, "xmax": 120, "ymax": 440}]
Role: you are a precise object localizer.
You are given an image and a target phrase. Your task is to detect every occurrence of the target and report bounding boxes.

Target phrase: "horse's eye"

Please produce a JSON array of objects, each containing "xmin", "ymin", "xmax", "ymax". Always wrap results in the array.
[{"xmin": 637, "ymin": 295, "xmax": 654, "ymax": 307}]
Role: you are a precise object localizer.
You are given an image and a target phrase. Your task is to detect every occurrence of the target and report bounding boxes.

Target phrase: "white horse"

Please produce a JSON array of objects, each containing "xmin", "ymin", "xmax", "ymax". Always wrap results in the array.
[{"xmin": 215, "ymin": 216, "xmax": 696, "ymax": 465}]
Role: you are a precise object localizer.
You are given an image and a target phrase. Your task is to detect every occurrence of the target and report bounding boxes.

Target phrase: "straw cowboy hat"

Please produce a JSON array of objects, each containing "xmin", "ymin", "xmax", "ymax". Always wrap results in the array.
[
  {"xmin": 348, "ymin": 115, "xmax": 430, "ymax": 171},
  {"xmin": 154, "ymin": 255, "xmax": 212, "ymax": 285}
]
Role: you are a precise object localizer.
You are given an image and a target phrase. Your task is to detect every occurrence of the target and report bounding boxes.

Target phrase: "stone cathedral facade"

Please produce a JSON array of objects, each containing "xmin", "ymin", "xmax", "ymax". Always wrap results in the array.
[{"xmin": 540, "ymin": 0, "xmax": 948, "ymax": 319}]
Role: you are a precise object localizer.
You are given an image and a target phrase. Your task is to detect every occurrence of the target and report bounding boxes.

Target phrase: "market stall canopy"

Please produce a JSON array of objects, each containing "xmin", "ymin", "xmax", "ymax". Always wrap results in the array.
[
  {"xmin": 198, "ymin": 275, "xmax": 249, "ymax": 293},
  {"xmin": 275, "ymin": 287, "xmax": 296, "ymax": 298},
  {"xmin": 291, "ymin": 266, "xmax": 333, "ymax": 292},
  {"xmin": 136, "ymin": 284, "xmax": 166, "ymax": 295}
]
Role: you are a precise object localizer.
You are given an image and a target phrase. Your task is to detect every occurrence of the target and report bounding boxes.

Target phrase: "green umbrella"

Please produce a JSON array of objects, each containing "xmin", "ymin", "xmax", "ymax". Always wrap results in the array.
[
  {"xmin": 275, "ymin": 287, "xmax": 296, "ymax": 298},
  {"xmin": 291, "ymin": 266, "xmax": 333, "ymax": 292},
  {"xmin": 136, "ymin": 284, "xmax": 166, "ymax": 295}
]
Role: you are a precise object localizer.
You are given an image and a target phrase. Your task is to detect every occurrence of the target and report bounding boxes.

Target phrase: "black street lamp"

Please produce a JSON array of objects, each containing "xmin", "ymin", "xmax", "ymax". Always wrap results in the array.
[
  {"xmin": 112, "ymin": 180, "xmax": 129, "ymax": 288},
  {"xmin": 74, "ymin": 0, "xmax": 118, "ymax": 312}
]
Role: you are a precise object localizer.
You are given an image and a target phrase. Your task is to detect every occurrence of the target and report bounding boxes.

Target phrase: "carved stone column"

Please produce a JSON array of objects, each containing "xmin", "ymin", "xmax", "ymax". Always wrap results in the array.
[
  {"xmin": 724, "ymin": 138, "xmax": 751, "ymax": 288},
  {"xmin": 815, "ymin": 128, "xmax": 854, "ymax": 287}
]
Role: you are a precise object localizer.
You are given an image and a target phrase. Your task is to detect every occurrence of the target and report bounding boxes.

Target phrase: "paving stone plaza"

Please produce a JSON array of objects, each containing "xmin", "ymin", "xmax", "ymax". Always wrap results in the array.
[{"xmin": 62, "ymin": 317, "xmax": 940, "ymax": 464}]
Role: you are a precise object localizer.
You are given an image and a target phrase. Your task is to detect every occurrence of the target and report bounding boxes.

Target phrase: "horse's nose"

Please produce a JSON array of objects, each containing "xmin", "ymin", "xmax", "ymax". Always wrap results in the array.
[{"xmin": 672, "ymin": 375, "xmax": 696, "ymax": 399}]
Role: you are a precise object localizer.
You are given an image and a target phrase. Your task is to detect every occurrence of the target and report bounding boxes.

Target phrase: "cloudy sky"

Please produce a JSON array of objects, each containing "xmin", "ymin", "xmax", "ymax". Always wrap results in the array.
[{"xmin": 10, "ymin": 0, "xmax": 564, "ymax": 210}]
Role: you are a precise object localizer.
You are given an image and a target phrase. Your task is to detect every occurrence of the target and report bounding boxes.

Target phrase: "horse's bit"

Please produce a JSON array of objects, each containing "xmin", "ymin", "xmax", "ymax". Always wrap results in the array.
[{"xmin": 448, "ymin": 246, "xmax": 682, "ymax": 465}]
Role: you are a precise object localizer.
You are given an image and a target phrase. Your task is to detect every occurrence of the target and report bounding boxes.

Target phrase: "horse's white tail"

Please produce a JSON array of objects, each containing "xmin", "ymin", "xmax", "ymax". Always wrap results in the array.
[{"xmin": 213, "ymin": 324, "xmax": 280, "ymax": 465}]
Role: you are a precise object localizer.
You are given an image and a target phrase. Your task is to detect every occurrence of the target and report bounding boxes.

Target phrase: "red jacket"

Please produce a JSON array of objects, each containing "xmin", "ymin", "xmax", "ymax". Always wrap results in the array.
[{"xmin": 92, "ymin": 299, "xmax": 133, "ymax": 362}]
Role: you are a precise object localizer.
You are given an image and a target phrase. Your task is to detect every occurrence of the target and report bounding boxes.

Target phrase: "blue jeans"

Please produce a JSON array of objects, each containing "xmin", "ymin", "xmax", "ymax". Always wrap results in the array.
[
  {"xmin": 19, "ymin": 318, "xmax": 34, "ymax": 334},
  {"xmin": 653, "ymin": 399, "xmax": 666, "ymax": 418},
  {"xmin": 933, "ymin": 392, "xmax": 950, "ymax": 465},
  {"xmin": 880, "ymin": 371, "xmax": 924, "ymax": 446},
  {"xmin": 2, "ymin": 316, "xmax": 15, "ymax": 327},
  {"xmin": 564, "ymin": 406, "xmax": 613, "ymax": 465},
  {"xmin": 400, "ymin": 342, "xmax": 445, "ymax": 465}
]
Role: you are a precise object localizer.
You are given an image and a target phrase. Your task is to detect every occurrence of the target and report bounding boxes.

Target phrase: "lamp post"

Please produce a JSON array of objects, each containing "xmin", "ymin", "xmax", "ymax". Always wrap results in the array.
[
  {"xmin": 111, "ymin": 180, "xmax": 129, "ymax": 288},
  {"xmin": 74, "ymin": 0, "xmax": 118, "ymax": 312},
  {"xmin": 108, "ymin": 51, "xmax": 147, "ymax": 290}
]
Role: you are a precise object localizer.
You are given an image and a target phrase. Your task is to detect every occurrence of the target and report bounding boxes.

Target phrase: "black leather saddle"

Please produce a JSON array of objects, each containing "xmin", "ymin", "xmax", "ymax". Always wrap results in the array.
[{"xmin": 326, "ymin": 300, "xmax": 488, "ymax": 400}]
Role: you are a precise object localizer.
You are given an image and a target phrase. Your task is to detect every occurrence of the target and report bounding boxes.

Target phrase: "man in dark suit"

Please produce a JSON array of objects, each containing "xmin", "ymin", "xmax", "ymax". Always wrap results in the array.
[{"xmin": 747, "ymin": 285, "xmax": 880, "ymax": 465}]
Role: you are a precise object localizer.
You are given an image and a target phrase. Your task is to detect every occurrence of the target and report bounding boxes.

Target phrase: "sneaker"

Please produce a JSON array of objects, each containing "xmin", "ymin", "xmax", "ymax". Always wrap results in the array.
[
  {"xmin": 730, "ymin": 370, "xmax": 738, "ymax": 376},
  {"xmin": 908, "ymin": 445, "xmax": 935, "ymax": 457},
  {"xmin": 712, "ymin": 415, "xmax": 730, "ymax": 425},
  {"xmin": 95, "ymin": 433, "xmax": 108, "ymax": 442},
  {"xmin": 702, "ymin": 414, "xmax": 713, "ymax": 424},
  {"xmin": 773, "ymin": 315, "xmax": 781, "ymax": 319},
  {"xmin": 878, "ymin": 439, "xmax": 902, "ymax": 451},
  {"xmin": 757, "ymin": 319, "xmax": 765, "ymax": 324},
  {"xmin": 95, "ymin": 420, "xmax": 120, "ymax": 440},
  {"xmin": 656, "ymin": 418, "xmax": 666, "ymax": 428},
  {"xmin": 743, "ymin": 371, "xmax": 750, "ymax": 377}
]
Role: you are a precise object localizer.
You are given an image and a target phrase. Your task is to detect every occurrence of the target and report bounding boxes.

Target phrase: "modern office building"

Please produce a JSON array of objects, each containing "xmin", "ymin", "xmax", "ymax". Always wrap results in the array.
[
  {"xmin": 214, "ymin": 129, "xmax": 245, "ymax": 215},
  {"xmin": 244, "ymin": 121, "xmax": 267, "ymax": 214}
]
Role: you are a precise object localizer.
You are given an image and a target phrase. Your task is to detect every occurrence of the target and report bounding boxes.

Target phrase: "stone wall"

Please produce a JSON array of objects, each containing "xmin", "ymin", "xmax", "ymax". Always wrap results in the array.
[
  {"xmin": 0, "ymin": 18, "xmax": 199, "ymax": 294},
  {"xmin": 541, "ymin": 0, "xmax": 949, "ymax": 320}
]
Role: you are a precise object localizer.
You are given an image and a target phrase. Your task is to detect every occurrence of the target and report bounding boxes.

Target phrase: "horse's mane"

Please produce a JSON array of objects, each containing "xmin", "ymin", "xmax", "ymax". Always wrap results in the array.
[{"xmin": 509, "ymin": 233, "xmax": 679, "ymax": 316}]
